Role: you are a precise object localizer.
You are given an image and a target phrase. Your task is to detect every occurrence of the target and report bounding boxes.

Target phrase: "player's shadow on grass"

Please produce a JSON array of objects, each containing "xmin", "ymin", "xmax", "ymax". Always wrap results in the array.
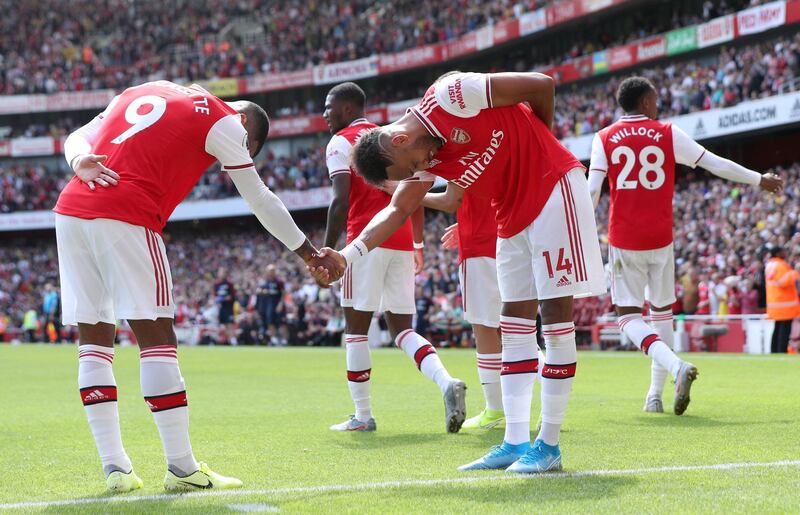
[
  {"xmin": 626, "ymin": 414, "xmax": 781, "ymax": 428},
  {"xmin": 266, "ymin": 473, "xmax": 635, "ymax": 508},
  {"xmin": 329, "ymin": 432, "xmax": 453, "ymax": 450}
]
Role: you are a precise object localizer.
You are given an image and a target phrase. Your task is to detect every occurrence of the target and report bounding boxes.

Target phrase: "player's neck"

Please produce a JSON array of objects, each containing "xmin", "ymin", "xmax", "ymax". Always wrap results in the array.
[{"xmin": 345, "ymin": 114, "xmax": 367, "ymax": 127}]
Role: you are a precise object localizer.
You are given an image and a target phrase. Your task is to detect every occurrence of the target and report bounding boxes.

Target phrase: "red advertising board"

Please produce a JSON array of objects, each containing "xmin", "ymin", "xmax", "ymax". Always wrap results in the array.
[
  {"xmin": 608, "ymin": 44, "xmax": 635, "ymax": 70},
  {"xmin": 442, "ymin": 32, "xmax": 478, "ymax": 60},
  {"xmin": 547, "ymin": 0, "xmax": 582, "ymax": 25},
  {"xmin": 492, "ymin": 19, "xmax": 521, "ymax": 44},
  {"xmin": 636, "ymin": 35, "xmax": 667, "ymax": 62},
  {"xmin": 379, "ymin": 45, "xmax": 441, "ymax": 74},
  {"xmin": 243, "ymin": 69, "xmax": 313, "ymax": 94},
  {"xmin": 788, "ymin": 0, "xmax": 800, "ymax": 22}
]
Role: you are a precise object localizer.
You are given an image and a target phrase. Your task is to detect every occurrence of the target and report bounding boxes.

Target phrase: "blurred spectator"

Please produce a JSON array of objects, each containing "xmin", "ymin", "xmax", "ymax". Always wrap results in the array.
[
  {"xmin": 22, "ymin": 307, "xmax": 37, "ymax": 342},
  {"xmin": 213, "ymin": 266, "xmax": 236, "ymax": 344},
  {"xmin": 765, "ymin": 244, "xmax": 799, "ymax": 353},
  {"xmin": 41, "ymin": 283, "xmax": 61, "ymax": 343},
  {"xmin": 255, "ymin": 264, "xmax": 285, "ymax": 343}
]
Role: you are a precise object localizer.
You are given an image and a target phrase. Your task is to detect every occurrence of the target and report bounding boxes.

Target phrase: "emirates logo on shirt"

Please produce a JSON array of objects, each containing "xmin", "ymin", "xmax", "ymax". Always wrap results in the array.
[{"xmin": 450, "ymin": 127, "xmax": 471, "ymax": 144}]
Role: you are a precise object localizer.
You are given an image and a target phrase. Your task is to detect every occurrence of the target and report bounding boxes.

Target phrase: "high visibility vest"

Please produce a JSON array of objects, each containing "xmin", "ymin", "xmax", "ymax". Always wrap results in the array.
[{"xmin": 765, "ymin": 258, "xmax": 800, "ymax": 321}]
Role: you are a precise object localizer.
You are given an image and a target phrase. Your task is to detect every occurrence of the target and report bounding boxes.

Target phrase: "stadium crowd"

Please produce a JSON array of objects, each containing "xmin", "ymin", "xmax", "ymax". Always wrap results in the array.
[
  {"xmin": 0, "ymin": 0, "xmax": 548, "ymax": 95},
  {"xmin": 3, "ymin": 30, "xmax": 799, "ymax": 213},
  {"xmin": 0, "ymin": 0, "xmax": 758, "ymax": 95},
  {"xmin": 2, "ymin": 162, "xmax": 798, "ymax": 344}
]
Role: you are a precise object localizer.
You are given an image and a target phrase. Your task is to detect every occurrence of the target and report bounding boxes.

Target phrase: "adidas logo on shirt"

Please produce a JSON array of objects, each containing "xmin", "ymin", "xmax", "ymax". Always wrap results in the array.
[{"xmin": 556, "ymin": 275, "xmax": 572, "ymax": 287}]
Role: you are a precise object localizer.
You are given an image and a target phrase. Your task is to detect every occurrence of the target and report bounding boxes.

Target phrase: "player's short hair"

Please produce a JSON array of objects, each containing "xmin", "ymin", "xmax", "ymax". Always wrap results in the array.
[
  {"xmin": 351, "ymin": 128, "xmax": 390, "ymax": 185},
  {"xmin": 240, "ymin": 101, "xmax": 270, "ymax": 156},
  {"xmin": 616, "ymin": 77, "xmax": 656, "ymax": 113},
  {"xmin": 328, "ymin": 82, "xmax": 366, "ymax": 109}
]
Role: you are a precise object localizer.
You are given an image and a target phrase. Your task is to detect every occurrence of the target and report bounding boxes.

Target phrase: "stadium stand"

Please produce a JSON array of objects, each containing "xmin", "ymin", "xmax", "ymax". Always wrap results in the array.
[
  {"xmin": 2, "ymin": 162, "xmax": 798, "ymax": 343},
  {"xmin": 1, "ymin": 0, "xmax": 798, "ymax": 348},
  {"xmin": 2, "ymin": 30, "xmax": 799, "ymax": 213}
]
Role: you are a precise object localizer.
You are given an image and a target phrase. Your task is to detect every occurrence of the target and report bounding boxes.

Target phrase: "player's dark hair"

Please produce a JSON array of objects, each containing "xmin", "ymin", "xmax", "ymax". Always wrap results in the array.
[
  {"xmin": 616, "ymin": 77, "xmax": 656, "ymax": 113},
  {"xmin": 328, "ymin": 82, "xmax": 366, "ymax": 110},
  {"xmin": 351, "ymin": 128, "xmax": 390, "ymax": 186},
  {"xmin": 241, "ymin": 101, "xmax": 270, "ymax": 156}
]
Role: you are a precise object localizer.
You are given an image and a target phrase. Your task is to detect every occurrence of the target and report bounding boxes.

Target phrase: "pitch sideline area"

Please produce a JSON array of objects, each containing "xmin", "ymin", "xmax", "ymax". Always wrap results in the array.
[
  {"xmin": 1, "ymin": 345, "xmax": 798, "ymax": 512},
  {"xmin": 2, "ymin": 459, "xmax": 799, "ymax": 511}
]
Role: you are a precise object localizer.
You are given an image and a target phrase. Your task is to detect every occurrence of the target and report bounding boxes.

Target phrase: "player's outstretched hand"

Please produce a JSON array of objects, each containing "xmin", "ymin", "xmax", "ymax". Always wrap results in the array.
[
  {"xmin": 441, "ymin": 223, "xmax": 459, "ymax": 250},
  {"xmin": 759, "ymin": 173, "xmax": 783, "ymax": 194},
  {"xmin": 73, "ymin": 154, "xmax": 120, "ymax": 191},
  {"xmin": 307, "ymin": 248, "xmax": 345, "ymax": 287}
]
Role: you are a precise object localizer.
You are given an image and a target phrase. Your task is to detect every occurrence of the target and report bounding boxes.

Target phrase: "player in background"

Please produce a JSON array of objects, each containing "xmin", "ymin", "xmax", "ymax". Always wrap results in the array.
[
  {"xmin": 322, "ymin": 82, "xmax": 467, "ymax": 433},
  {"xmin": 312, "ymin": 71, "xmax": 605, "ymax": 474},
  {"xmin": 423, "ymin": 186, "xmax": 504, "ymax": 429},
  {"xmin": 588, "ymin": 76, "xmax": 783, "ymax": 414},
  {"xmin": 55, "ymin": 81, "xmax": 334, "ymax": 493},
  {"xmin": 424, "ymin": 185, "xmax": 547, "ymax": 430}
]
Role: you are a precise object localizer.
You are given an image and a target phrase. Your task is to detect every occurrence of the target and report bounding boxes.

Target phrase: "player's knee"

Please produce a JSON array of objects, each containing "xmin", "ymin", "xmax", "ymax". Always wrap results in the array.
[
  {"xmin": 540, "ymin": 297, "xmax": 573, "ymax": 324},
  {"xmin": 501, "ymin": 300, "xmax": 537, "ymax": 319}
]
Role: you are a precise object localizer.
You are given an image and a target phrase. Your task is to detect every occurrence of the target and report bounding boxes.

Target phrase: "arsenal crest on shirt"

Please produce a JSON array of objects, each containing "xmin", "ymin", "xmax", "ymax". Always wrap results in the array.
[{"xmin": 450, "ymin": 127, "xmax": 471, "ymax": 144}]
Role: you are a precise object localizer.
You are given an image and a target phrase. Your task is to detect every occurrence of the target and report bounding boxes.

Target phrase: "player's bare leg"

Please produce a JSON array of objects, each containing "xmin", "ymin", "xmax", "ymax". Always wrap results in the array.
[
  {"xmin": 77, "ymin": 322, "xmax": 141, "ymax": 491},
  {"xmin": 463, "ymin": 324, "xmax": 504, "ymax": 430},
  {"xmin": 330, "ymin": 307, "xmax": 376, "ymax": 432},
  {"xmin": 616, "ymin": 305, "xmax": 698, "ymax": 415},
  {"xmin": 385, "ymin": 313, "xmax": 466, "ymax": 433},
  {"xmin": 129, "ymin": 318, "xmax": 241, "ymax": 490}
]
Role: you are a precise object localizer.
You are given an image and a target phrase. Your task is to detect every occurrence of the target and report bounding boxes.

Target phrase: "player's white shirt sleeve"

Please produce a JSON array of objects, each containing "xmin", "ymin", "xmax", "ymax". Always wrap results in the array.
[
  {"xmin": 587, "ymin": 134, "xmax": 607, "ymax": 209},
  {"xmin": 672, "ymin": 125, "xmax": 761, "ymax": 185},
  {"xmin": 589, "ymin": 133, "xmax": 608, "ymax": 173},
  {"xmin": 63, "ymin": 95, "xmax": 120, "ymax": 168},
  {"xmin": 326, "ymin": 135, "xmax": 352, "ymax": 178},
  {"xmin": 433, "ymin": 72, "xmax": 491, "ymax": 118},
  {"xmin": 671, "ymin": 125, "xmax": 707, "ymax": 168},
  {"xmin": 206, "ymin": 114, "xmax": 306, "ymax": 251}
]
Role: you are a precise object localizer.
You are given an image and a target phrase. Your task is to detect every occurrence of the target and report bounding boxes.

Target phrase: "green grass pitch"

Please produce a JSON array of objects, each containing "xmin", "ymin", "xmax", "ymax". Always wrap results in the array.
[{"xmin": 0, "ymin": 345, "xmax": 798, "ymax": 513}]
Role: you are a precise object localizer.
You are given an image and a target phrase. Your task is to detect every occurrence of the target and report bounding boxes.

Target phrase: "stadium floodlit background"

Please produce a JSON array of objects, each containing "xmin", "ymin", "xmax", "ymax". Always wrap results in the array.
[{"xmin": 0, "ymin": 0, "xmax": 799, "ymax": 512}]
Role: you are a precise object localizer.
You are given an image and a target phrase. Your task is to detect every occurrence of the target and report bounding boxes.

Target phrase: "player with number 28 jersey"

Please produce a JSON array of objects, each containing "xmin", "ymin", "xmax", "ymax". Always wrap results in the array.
[{"xmin": 588, "ymin": 77, "xmax": 781, "ymax": 416}]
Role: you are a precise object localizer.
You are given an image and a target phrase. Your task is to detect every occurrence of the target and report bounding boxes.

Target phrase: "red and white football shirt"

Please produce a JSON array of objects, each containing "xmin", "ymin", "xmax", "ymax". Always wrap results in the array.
[
  {"xmin": 457, "ymin": 191, "xmax": 497, "ymax": 263},
  {"xmin": 55, "ymin": 81, "xmax": 255, "ymax": 233},
  {"xmin": 592, "ymin": 115, "xmax": 706, "ymax": 250},
  {"xmin": 408, "ymin": 72, "xmax": 583, "ymax": 238},
  {"xmin": 327, "ymin": 119, "xmax": 413, "ymax": 251}
]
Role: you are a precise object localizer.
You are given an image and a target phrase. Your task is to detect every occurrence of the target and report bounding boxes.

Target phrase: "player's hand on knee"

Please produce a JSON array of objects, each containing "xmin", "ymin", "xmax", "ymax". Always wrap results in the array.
[
  {"xmin": 441, "ymin": 223, "xmax": 459, "ymax": 250},
  {"xmin": 73, "ymin": 154, "xmax": 120, "ymax": 190}
]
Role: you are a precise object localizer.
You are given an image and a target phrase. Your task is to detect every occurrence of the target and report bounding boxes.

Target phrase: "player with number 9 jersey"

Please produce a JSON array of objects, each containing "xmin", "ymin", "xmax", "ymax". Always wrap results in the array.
[{"xmin": 53, "ymin": 81, "xmax": 323, "ymax": 492}]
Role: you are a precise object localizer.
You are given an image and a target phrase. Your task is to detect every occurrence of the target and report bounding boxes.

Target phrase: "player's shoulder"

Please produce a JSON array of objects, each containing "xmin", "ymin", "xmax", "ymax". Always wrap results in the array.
[{"xmin": 334, "ymin": 119, "xmax": 377, "ymax": 144}]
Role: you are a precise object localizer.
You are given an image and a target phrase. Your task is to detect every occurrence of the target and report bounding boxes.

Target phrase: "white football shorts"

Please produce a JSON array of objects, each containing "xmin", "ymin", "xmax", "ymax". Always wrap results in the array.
[
  {"xmin": 459, "ymin": 256, "xmax": 501, "ymax": 328},
  {"xmin": 497, "ymin": 168, "xmax": 606, "ymax": 302},
  {"xmin": 340, "ymin": 247, "xmax": 415, "ymax": 315},
  {"xmin": 608, "ymin": 243, "xmax": 676, "ymax": 308},
  {"xmin": 56, "ymin": 214, "xmax": 175, "ymax": 326}
]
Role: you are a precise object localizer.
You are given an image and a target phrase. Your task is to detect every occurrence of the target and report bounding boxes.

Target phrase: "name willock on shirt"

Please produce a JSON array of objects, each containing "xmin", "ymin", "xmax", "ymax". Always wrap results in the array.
[{"xmin": 608, "ymin": 127, "xmax": 664, "ymax": 144}]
